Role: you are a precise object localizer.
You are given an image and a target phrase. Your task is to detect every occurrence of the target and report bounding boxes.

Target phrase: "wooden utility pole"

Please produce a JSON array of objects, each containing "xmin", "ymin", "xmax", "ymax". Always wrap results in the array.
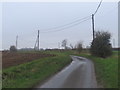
[
  {"xmin": 38, "ymin": 30, "xmax": 40, "ymax": 50},
  {"xmin": 34, "ymin": 30, "xmax": 40, "ymax": 51},
  {"xmin": 92, "ymin": 14, "xmax": 95, "ymax": 40},
  {"xmin": 16, "ymin": 35, "xmax": 18, "ymax": 49}
]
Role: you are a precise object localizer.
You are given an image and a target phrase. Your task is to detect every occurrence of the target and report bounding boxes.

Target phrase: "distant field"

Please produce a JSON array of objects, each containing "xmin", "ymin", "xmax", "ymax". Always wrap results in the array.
[{"xmin": 2, "ymin": 51, "xmax": 55, "ymax": 68}]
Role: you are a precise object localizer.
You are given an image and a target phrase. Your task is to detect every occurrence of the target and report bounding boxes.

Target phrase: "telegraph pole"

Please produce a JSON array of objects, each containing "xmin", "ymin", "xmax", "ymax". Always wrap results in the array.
[
  {"xmin": 16, "ymin": 35, "xmax": 18, "ymax": 49},
  {"xmin": 38, "ymin": 30, "xmax": 40, "ymax": 50},
  {"xmin": 91, "ymin": 0, "xmax": 103, "ymax": 40},
  {"xmin": 34, "ymin": 30, "xmax": 40, "ymax": 51},
  {"xmin": 92, "ymin": 14, "xmax": 95, "ymax": 40}
]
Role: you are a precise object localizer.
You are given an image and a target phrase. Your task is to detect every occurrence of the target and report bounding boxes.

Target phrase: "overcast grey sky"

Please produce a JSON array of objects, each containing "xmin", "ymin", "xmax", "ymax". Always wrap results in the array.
[{"xmin": 2, "ymin": 2, "xmax": 118, "ymax": 50}]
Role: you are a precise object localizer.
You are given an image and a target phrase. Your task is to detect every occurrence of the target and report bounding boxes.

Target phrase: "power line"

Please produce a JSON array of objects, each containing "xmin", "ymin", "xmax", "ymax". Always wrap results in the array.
[
  {"xmin": 94, "ymin": 0, "xmax": 103, "ymax": 15},
  {"xmin": 92, "ymin": 0, "xmax": 103, "ymax": 40},
  {"xmin": 40, "ymin": 1, "xmax": 102, "ymax": 33},
  {"xmin": 35, "ymin": 1, "xmax": 102, "ymax": 34},
  {"xmin": 97, "ymin": 6, "xmax": 117, "ymax": 17},
  {"xmin": 33, "ymin": 1, "xmax": 103, "ymax": 35},
  {"xmin": 40, "ymin": 15, "xmax": 91, "ymax": 31},
  {"xmin": 33, "ymin": 1, "xmax": 103, "ymax": 48},
  {"xmin": 41, "ymin": 17, "xmax": 91, "ymax": 33},
  {"xmin": 41, "ymin": 16, "xmax": 91, "ymax": 33}
]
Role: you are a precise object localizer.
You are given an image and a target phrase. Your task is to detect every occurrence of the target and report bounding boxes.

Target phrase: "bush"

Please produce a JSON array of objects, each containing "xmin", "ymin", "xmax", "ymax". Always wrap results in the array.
[
  {"xmin": 90, "ymin": 31, "xmax": 112, "ymax": 58},
  {"xmin": 10, "ymin": 46, "xmax": 17, "ymax": 52}
]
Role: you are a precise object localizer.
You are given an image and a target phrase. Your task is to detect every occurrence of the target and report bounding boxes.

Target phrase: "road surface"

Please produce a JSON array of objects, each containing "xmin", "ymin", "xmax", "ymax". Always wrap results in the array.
[{"xmin": 36, "ymin": 55, "xmax": 97, "ymax": 88}]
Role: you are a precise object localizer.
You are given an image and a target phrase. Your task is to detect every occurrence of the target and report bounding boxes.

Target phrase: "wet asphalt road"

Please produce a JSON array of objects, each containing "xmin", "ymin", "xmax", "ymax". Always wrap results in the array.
[{"xmin": 36, "ymin": 55, "xmax": 97, "ymax": 88}]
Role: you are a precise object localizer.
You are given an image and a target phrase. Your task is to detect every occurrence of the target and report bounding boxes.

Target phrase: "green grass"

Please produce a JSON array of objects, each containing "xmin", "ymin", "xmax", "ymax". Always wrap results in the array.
[
  {"xmin": 78, "ymin": 51, "xmax": 118, "ymax": 88},
  {"xmin": 2, "ymin": 51, "xmax": 73, "ymax": 88},
  {"xmin": 2, "ymin": 50, "xmax": 118, "ymax": 88}
]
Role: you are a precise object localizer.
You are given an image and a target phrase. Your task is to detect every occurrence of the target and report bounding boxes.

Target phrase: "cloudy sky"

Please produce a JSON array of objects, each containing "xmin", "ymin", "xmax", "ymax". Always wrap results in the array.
[{"xmin": 1, "ymin": 1, "xmax": 119, "ymax": 50}]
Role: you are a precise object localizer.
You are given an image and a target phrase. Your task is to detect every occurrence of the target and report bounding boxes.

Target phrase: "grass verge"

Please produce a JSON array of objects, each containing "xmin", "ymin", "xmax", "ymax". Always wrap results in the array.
[
  {"xmin": 2, "ymin": 51, "xmax": 73, "ymax": 88},
  {"xmin": 78, "ymin": 51, "xmax": 118, "ymax": 88},
  {"xmin": 2, "ymin": 50, "xmax": 118, "ymax": 88}
]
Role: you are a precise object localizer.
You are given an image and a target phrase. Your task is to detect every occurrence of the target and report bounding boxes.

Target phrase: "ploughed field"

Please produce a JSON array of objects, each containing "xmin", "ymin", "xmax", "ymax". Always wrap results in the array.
[{"xmin": 2, "ymin": 51, "xmax": 55, "ymax": 68}]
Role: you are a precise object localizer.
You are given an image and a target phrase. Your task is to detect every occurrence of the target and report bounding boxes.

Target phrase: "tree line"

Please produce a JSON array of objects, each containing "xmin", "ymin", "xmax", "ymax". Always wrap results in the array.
[{"xmin": 10, "ymin": 30, "xmax": 113, "ymax": 58}]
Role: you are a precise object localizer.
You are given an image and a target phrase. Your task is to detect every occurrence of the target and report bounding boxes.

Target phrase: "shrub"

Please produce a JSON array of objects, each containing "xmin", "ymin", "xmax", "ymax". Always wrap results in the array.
[
  {"xmin": 10, "ymin": 46, "xmax": 17, "ymax": 52},
  {"xmin": 90, "ymin": 31, "xmax": 112, "ymax": 58}
]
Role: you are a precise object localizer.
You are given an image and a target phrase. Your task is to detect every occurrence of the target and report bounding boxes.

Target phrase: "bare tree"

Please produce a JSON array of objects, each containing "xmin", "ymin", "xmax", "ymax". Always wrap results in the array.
[
  {"xmin": 76, "ymin": 42, "xmax": 83, "ymax": 53},
  {"xmin": 70, "ymin": 44, "xmax": 74, "ymax": 49},
  {"xmin": 61, "ymin": 39, "xmax": 67, "ymax": 49}
]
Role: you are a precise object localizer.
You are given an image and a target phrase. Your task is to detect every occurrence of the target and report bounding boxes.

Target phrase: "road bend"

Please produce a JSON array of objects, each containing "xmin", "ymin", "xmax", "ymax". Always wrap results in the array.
[{"xmin": 36, "ymin": 55, "xmax": 97, "ymax": 88}]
